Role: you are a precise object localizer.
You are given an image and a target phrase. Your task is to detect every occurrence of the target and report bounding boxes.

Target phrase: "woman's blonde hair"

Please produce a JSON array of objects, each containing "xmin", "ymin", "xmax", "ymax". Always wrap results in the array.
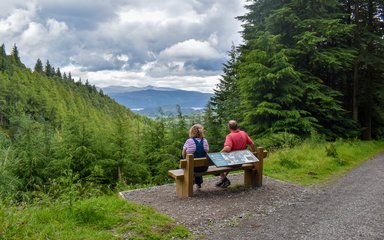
[{"xmin": 189, "ymin": 124, "xmax": 204, "ymax": 138}]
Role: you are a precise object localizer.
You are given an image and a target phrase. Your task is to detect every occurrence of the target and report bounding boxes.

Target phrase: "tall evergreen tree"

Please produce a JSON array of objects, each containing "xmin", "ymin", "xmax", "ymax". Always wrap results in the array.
[
  {"xmin": 56, "ymin": 68, "xmax": 62, "ymax": 78},
  {"xmin": 0, "ymin": 44, "xmax": 7, "ymax": 71},
  {"xmin": 238, "ymin": 32, "xmax": 318, "ymax": 136},
  {"xmin": 341, "ymin": 0, "xmax": 384, "ymax": 139},
  {"xmin": 203, "ymin": 102, "xmax": 224, "ymax": 152},
  {"xmin": 210, "ymin": 44, "xmax": 242, "ymax": 124},
  {"xmin": 234, "ymin": 0, "xmax": 359, "ymax": 138},
  {"xmin": 44, "ymin": 60, "xmax": 52, "ymax": 77},
  {"xmin": 34, "ymin": 59, "xmax": 44, "ymax": 73},
  {"xmin": 10, "ymin": 44, "xmax": 21, "ymax": 64},
  {"xmin": 110, "ymin": 116, "xmax": 132, "ymax": 183}
]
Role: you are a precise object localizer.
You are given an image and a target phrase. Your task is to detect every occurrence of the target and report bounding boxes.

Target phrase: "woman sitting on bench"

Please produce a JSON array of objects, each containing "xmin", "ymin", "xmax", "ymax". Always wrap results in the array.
[{"xmin": 182, "ymin": 124, "xmax": 209, "ymax": 189}]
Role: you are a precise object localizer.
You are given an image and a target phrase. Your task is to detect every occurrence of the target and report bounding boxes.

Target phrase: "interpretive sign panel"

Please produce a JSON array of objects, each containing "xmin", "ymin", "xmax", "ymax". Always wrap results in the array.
[{"xmin": 207, "ymin": 150, "xmax": 259, "ymax": 167}]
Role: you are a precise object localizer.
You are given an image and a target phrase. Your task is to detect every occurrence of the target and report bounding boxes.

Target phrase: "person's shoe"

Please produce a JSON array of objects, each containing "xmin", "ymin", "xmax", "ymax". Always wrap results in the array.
[
  {"xmin": 221, "ymin": 178, "xmax": 231, "ymax": 188},
  {"xmin": 197, "ymin": 183, "xmax": 202, "ymax": 189},
  {"xmin": 215, "ymin": 178, "xmax": 224, "ymax": 187}
]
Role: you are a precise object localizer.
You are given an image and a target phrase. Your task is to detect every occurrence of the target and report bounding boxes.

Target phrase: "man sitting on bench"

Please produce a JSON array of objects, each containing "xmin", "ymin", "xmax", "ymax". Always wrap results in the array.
[{"xmin": 216, "ymin": 120, "xmax": 255, "ymax": 188}]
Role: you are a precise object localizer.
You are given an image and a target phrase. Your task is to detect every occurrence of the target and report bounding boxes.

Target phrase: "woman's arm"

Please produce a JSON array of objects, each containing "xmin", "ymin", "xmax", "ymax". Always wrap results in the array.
[{"xmin": 182, "ymin": 148, "xmax": 187, "ymax": 158}]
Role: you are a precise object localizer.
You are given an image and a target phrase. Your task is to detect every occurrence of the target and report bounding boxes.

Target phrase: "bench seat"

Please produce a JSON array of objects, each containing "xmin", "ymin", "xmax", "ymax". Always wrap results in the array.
[{"xmin": 168, "ymin": 164, "xmax": 255, "ymax": 179}]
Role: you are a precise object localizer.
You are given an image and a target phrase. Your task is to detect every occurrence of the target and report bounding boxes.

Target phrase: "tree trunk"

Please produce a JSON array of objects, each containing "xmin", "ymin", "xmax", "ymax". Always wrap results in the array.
[
  {"xmin": 352, "ymin": 62, "xmax": 359, "ymax": 122},
  {"xmin": 352, "ymin": 0, "xmax": 361, "ymax": 122},
  {"xmin": 118, "ymin": 165, "xmax": 122, "ymax": 182},
  {"xmin": 361, "ymin": 106, "xmax": 372, "ymax": 140},
  {"xmin": 361, "ymin": 0, "xmax": 375, "ymax": 140}
]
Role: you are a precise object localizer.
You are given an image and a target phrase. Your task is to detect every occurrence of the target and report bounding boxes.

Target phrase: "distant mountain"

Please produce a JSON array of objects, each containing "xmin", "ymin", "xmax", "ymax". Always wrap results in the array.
[
  {"xmin": 103, "ymin": 85, "xmax": 176, "ymax": 94},
  {"xmin": 102, "ymin": 86, "xmax": 213, "ymax": 115}
]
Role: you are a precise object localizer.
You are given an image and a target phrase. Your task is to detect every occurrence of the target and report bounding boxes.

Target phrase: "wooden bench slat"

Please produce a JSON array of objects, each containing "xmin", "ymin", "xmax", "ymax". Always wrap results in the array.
[
  {"xmin": 168, "ymin": 169, "xmax": 184, "ymax": 179},
  {"xmin": 179, "ymin": 157, "xmax": 209, "ymax": 168},
  {"xmin": 168, "ymin": 164, "xmax": 256, "ymax": 178},
  {"xmin": 194, "ymin": 164, "xmax": 255, "ymax": 176}
]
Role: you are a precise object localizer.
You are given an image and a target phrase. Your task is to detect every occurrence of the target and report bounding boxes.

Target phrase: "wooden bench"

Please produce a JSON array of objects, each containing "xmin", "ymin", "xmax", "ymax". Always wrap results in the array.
[{"xmin": 168, "ymin": 147, "xmax": 267, "ymax": 197}]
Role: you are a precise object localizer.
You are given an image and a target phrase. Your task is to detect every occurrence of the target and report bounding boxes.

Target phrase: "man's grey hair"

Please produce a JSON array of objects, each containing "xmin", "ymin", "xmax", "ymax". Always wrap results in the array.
[{"xmin": 228, "ymin": 120, "xmax": 238, "ymax": 130}]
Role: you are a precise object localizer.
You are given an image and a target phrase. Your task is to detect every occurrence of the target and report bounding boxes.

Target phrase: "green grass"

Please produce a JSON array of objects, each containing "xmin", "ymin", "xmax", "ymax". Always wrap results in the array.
[
  {"xmin": 0, "ymin": 195, "xmax": 189, "ymax": 240},
  {"xmin": 1, "ymin": 140, "xmax": 383, "ymax": 240},
  {"xmin": 264, "ymin": 140, "xmax": 384, "ymax": 186}
]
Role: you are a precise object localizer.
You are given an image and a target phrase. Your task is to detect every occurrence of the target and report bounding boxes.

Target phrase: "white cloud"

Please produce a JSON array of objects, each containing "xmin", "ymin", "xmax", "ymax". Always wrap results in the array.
[
  {"xmin": 20, "ymin": 19, "xmax": 68, "ymax": 46},
  {"xmin": 117, "ymin": 54, "xmax": 129, "ymax": 62},
  {"xmin": 159, "ymin": 39, "xmax": 221, "ymax": 60},
  {"xmin": 0, "ymin": 0, "xmax": 247, "ymax": 93},
  {"xmin": 0, "ymin": 5, "xmax": 35, "ymax": 34}
]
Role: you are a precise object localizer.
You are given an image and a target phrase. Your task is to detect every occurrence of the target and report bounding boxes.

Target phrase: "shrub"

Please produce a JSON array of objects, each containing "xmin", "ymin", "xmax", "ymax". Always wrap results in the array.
[
  {"xmin": 278, "ymin": 153, "xmax": 301, "ymax": 169},
  {"xmin": 258, "ymin": 132, "xmax": 302, "ymax": 150}
]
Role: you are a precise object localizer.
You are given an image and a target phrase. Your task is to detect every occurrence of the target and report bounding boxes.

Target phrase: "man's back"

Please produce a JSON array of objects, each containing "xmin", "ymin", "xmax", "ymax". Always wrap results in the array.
[{"xmin": 224, "ymin": 130, "xmax": 253, "ymax": 151}]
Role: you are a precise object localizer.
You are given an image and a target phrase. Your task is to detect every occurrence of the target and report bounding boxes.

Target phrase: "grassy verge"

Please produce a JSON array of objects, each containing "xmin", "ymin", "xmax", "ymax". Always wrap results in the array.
[
  {"xmin": 0, "ymin": 195, "xmax": 189, "ymax": 240},
  {"xmin": 264, "ymin": 140, "xmax": 384, "ymax": 186}
]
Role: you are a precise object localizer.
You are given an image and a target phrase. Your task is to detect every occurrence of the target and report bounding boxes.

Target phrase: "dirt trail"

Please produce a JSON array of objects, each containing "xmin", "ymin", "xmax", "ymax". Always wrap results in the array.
[{"xmin": 120, "ymin": 153, "xmax": 384, "ymax": 239}]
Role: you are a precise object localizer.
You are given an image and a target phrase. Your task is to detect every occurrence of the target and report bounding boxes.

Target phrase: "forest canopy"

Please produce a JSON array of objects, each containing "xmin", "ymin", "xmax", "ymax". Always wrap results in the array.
[
  {"xmin": 209, "ymin": 0, "xmax": 384, "ymax": 141},
  {"xmin": 0, "ymin": 44, "xmax": 189, "ymax": 202}
]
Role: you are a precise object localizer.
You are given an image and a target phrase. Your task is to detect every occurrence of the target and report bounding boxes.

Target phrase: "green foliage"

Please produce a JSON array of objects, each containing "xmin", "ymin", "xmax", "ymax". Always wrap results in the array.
[
  {"xmin": 325, "ymin": 142, "xmax": 346, "ymax": 165},
  {"xmin": 34, "ymin": 59, "xmax": 44, "ymax": 73},
  {"xmin": 238, "ymin": 32, "xmax": 320, "ymax": 136},
  {"xmin": 233, "ymin": 0, "xmax": 363, "ymax": 139},
  {"xmin": 0, "ymin": 195, "xmax": 189, "ymax": 239},
  {"xmin": 325, "ymin": 143, "xmax": 338, "ymax": 158},
  {"xmin": 0, "ymin": 44, "xmax": 194, "ymax": 203},
  {"xmin": 208, "ymin": 0, "xmax": 384, "ymax": 141},
  {"xmin": 203, "ymin": 103, "xmax": 226, "ymax": 152},
  {"xmin": 265, "ymin": 140, "xmax": 384, "ymax": 185},
  {"xmin": 278, "ymin": 152, "xmax": 301, "ymax": 169},
  {"xmin": 210, "ymin": 44, "xmax": 243, "ymax": 124},
  {"xmin": 257, "ymin": 132, "xmax": 302, "ymax": 150},
  {"xmin": 0, "ymin": 130, "xmax": 21, "ymax": 199}
]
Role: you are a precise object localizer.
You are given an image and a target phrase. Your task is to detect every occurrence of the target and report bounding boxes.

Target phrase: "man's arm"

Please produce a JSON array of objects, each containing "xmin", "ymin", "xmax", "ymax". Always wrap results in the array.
[
  {"xmin": 221, "ymin": 146, "xmax": 231, "ymax": 153},
  {"xmin": 249, "ymin": 143, "xmax": 255, "ymax": 152}
]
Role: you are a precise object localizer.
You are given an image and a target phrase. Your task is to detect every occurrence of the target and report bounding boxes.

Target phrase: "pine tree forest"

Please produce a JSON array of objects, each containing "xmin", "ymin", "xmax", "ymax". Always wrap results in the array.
[
  {"xmin": 1, "ymin": 0, "xmax": 384, "ymax": 202},
  {"xmin": 0, "ymin": 44, "xmax": 189, "ymax": 201},
  {"xmin": 210, "ymin": 0, "xmax": 383, "ymax": 142}
]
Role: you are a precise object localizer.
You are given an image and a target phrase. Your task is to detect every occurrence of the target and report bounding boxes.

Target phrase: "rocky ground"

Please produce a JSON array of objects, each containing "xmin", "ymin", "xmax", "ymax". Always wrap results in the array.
[{"xmin": 120, "ymin": 153, "xmax": 384, "ymax": 239}]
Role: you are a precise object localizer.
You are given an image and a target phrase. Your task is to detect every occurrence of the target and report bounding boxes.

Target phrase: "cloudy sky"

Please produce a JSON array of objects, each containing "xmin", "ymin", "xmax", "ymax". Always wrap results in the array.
[{"xmin": 0, "ymin": 0, "xmax": 247, "ymax": 93}]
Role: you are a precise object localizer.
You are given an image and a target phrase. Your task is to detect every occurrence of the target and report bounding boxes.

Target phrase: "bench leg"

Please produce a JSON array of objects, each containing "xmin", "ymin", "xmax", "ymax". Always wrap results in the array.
[
  {"xmin": 175, "ymin": 178, "xmax": 184, "ymax": 197},
  {"xmin": 255, "ymin": 162, "xmax": 263, "ymax": 187},
  {"xmin": 181, "ymin": 154, "xmax": 194, "ymax": 197},
  {"xmin": 244, "ymin": 169, "xmax": 257, "ymax": 187}
]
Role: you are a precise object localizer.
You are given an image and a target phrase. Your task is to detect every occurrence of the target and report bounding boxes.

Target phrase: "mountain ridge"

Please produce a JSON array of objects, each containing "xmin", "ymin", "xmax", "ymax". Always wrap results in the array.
[{"xmin": 102, "ymin": 86, "xmax": 213, "ymax": 111}]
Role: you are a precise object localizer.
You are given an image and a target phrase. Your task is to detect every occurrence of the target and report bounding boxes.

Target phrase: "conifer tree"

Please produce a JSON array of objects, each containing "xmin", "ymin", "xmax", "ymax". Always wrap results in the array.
[
  {"xmin": 0, "ymin": 44, "xmax": 7, "ymax": 71},
  {"xmin": 111, "ymin": 116, "xmax": 131, "ymax": 182},
  {"xmin": 341, "ymin": 0, "xmax": 384, "ymax": 139},
  {"xmin": 56, "ymin": 68, "xmax": 62, "ymax": 78},
  {"xmin": 44, "ymin": 60, "xmax": 52, "ymax": 77},
  {"xmin": 34, "ymin": 59, "xmax": 44, "ymax": 73},
  {"xmin": 203, "ymin": 102, "xmax": 224, "ymax": 152},
  {"xmin": 210, "ymin": 44, "xmax": 242, "ymax": 124},
  {"xmin": 0, "ymin": 44, "xmax": 5, "ymax": 57},
  {"xmin": 234, "ymin": 0, "xmax": 359, "ymax": 138},
  {"xmin": 238, "ymin": 32, "xmax": 318, "ymax": 136},
  {"xmin": 10, "ymin": 44, "xmax": 21, "ymax": 64}
]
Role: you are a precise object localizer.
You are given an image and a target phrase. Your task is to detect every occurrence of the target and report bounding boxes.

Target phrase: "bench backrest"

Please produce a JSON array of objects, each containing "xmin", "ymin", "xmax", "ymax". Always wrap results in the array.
[
  {"xmin": 179, "ymin": 148, "xmax": 268, "ymax": 169},
  {"xmin": 179, "ymin": 157, "xmax": 211, "ymax": 168}
]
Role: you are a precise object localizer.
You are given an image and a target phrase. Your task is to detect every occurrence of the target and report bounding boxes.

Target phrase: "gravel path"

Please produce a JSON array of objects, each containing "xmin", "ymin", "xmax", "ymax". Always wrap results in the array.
[{"xmin": 120, "ymin": 153, "xmax": 384, "ymax": 239}]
